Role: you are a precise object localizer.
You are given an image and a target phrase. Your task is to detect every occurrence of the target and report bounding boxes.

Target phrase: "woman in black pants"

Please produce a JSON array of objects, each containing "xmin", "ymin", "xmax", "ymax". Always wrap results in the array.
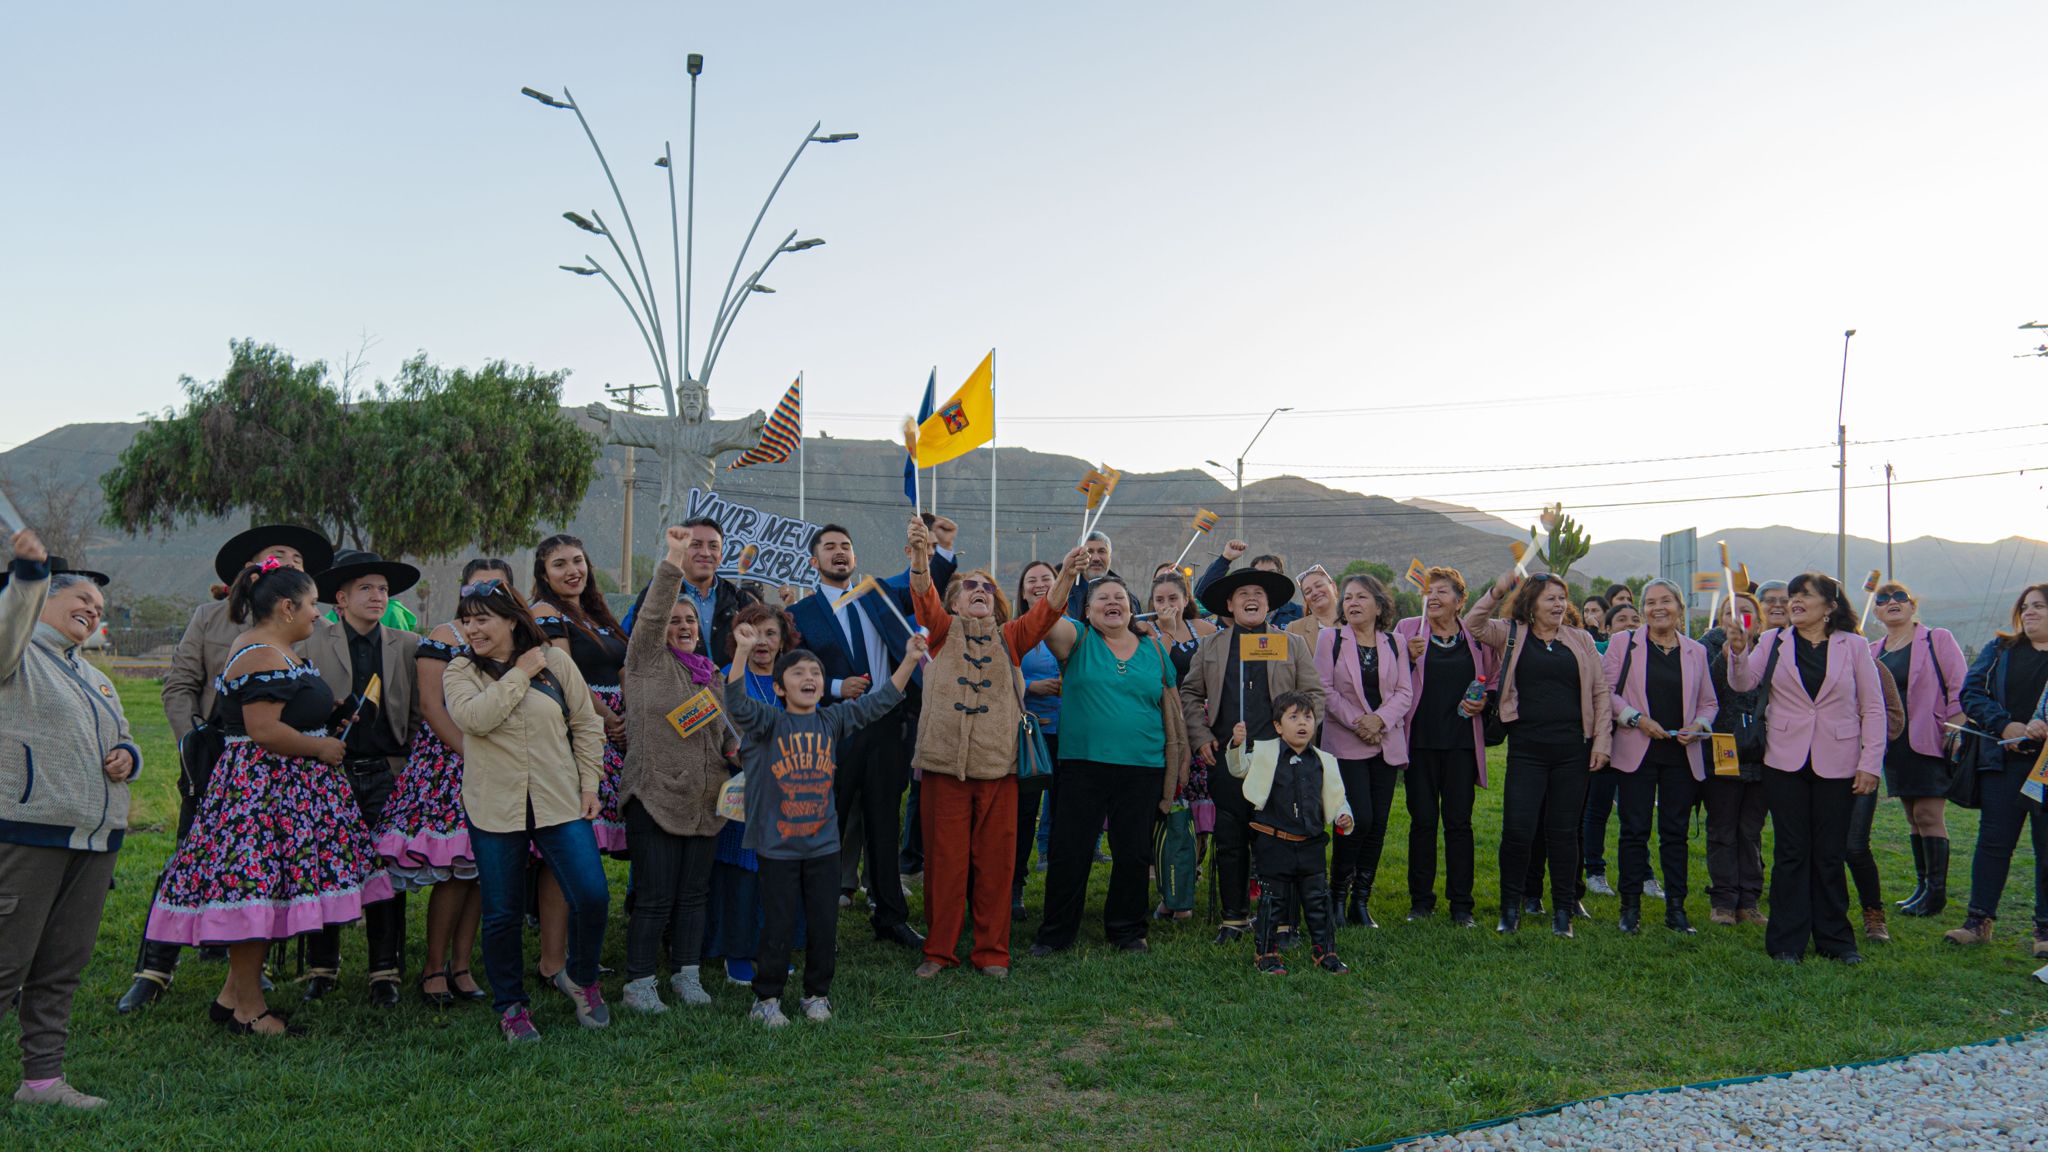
[
  {"xmin": 1705, "ymin": 592, "xmax": 1770, "ymax": 927},
  {"xmin": 1946, "ymin": 583, "xmax": 2048, "ymax": 956},
  {"xmin": 1313, "ymin": 574, "xmax": 1412, "ymax": 928},
  {"xmin": 1601, "ymin": 579, "xmax": 1718, "ymax": 934},
  {"xmin": 1464, "ymin": 571, "xmax": 1613, "ymax": 937},
  {"xmin": 1393, "ymin": 567, "xmax": 1492, "ymax": 927},
  {"xmin": 1725, "ymin": 572, "xmax": 1886, "ymax": 964}
]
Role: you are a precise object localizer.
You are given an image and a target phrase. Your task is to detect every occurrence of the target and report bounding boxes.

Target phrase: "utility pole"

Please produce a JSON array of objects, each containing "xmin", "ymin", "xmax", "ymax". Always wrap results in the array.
[
  {"xmin": 1885, "ymin": 462, "xmax": 1895, "ymax": 578},
  {"xmin": 606, "ymin": 382, "xmax": 658, "ymax": 592},
  {"xmin": 1835, "ymin": 330, "xmax": 1855, "ymax": 586}
]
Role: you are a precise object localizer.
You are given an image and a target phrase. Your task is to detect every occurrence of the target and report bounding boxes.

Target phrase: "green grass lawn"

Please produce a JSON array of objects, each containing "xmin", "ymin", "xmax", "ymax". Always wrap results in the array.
[{"xmin": 5, "ymin": 678, "xmax": 2045, "ymax": 1151}]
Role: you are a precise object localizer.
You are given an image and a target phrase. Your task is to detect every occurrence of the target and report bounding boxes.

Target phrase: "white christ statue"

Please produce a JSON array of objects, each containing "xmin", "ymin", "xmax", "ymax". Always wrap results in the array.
[{"xmin": 585, "ymin": 380, "xmax": 768, "ymax": 528}]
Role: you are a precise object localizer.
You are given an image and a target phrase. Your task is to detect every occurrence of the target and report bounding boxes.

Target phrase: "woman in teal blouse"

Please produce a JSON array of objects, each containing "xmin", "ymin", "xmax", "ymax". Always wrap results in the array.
[{"xmin": 1029, "ymin": 577, "xmax": 1186, "ymax": 956}]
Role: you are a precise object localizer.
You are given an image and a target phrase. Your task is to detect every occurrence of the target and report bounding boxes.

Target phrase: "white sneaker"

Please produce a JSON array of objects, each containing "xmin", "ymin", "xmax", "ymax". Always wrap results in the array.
[
  {"xmin": 1645, "ymin": 878, "xmax": 1666, "ymax": 900},
  {"xmin": 671, "ymin": 966, "xmax": 712, "ymax": 1006},
  {"xmin": 750, "ymin": 998, "xmax": 790, "ymax": 1029},
  {"xmin": 800, "ymin": 995, "xmax": 833, "ymax": 1022},
  {"xmin": 622, "ymin": 976, "xmax": 667, "ymax": 1014},
  {"xmin": 1585, "ymin": 874, "xmax": 1616, "ymax": 897}
]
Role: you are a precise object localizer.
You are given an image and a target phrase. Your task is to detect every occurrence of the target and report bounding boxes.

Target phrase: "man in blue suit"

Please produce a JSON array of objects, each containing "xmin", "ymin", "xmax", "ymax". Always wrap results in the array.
[{"xmin": 786, "ymin": 515, "xmax": 958, "ymax": 948}]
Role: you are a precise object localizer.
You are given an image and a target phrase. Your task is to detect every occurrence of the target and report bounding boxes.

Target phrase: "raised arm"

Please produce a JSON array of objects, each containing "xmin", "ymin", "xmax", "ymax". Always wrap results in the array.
[
  {"xmin": 0, "ymin": 532, "xmax": 49, "ymax": 684},
  {"xmin": 1462, "ymin": 572, "xmax": 1517, "ymax": 650},
  {"xmin": 629, "ymin": 529, "xmax": 691, "ymax": 672}
]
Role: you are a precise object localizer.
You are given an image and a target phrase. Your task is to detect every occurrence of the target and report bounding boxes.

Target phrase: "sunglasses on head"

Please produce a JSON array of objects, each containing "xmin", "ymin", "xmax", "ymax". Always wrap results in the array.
[
  {"xmin": 1295, "ymin": 564, "xmax": 1331, "ymax": 583},
  {"xmin": 461, "ymin": 578, "xmax": 505, "ymax": 597},
  {"xmin": 1873, "ymin": 591, "xmax": 1910, "ymax": 605},
  {"xmin": 957, "ymin": 578, "xmax": 997, "ymax": 594}
]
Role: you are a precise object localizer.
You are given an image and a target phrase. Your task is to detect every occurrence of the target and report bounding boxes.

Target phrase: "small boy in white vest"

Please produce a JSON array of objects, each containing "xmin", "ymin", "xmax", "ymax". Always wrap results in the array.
[{"xmin": 1228, "ymin": 691, "xmax": 1353, "ymax": 975}]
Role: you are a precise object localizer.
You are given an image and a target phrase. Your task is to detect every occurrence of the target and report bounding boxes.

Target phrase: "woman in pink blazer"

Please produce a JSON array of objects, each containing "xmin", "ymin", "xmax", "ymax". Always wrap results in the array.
[
  {"xmin": 1865, "ymin": 582, "xmax": 1967, "ymax": 920},
  {"xmin": 1315, "ymin": 574, "xmax": 1413, "ymax": 929},
  {"xmin": 1726, "ymin": 571, "xmax": 1886, "ymax": 965},
  {"xmin": 1392, "ymin": 566, "xmax": 1495, "ymax": 928},
  {"xmin": 1602, "ymin": 579, "xmax": 1718, "ymax": 936}
]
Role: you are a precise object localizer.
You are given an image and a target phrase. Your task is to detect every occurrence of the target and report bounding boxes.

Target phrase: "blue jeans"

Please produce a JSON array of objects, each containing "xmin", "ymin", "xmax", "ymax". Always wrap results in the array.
[
  {"xmin": 472, "ymin": 815, "xmax": 610, "ymax": 1012},
  {"xmin": 1966, "ymin": 761, "xmax": 2048, "ymax": 923}
]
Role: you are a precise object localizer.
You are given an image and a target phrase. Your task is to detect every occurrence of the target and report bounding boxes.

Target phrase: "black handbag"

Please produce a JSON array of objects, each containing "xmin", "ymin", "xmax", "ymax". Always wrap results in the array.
[
  {"xmin": 1733, "ymin": 631, "xmax": 1786, "ymax": 764},
  {"xmin": 177, "ymin": 700, "xmax": 227, "ymax": 839},
  {"xmin": 1480, "ymin": 622, "xmax": 1518, "ymax": 747}
]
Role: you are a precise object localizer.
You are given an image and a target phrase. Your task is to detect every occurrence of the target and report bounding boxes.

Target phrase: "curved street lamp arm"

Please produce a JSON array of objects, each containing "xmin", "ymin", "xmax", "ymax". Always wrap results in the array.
[
  {"xmin": 710, "ymin": 121, "xmax": 820, "ymax": 348},
  {"xmin": 563, "ymin": 86, "xmax": 674, "ymax": 414},
  {"xmin": 583, "ymin": 255, "xmax": 668, "ymax": 393},
  {"xmin": 701, "ymin": 229, "xmax": 796, "ymax": 387},
  {"xmin": 591, "ymin": 210, "xmax": 668, "ymax": 390}
]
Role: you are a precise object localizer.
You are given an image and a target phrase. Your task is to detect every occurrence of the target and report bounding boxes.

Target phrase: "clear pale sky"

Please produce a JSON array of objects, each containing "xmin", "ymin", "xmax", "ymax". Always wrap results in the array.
[{"xmin": 5, "ymin": 2, "xmax": 2044, "ymax": 545}]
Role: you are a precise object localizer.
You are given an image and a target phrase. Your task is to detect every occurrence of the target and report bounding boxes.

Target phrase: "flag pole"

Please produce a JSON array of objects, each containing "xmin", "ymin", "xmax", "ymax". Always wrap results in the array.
[
  {"xmin": 988, "ymin": 348, "xmax": 999, "ymax": 573},
  {"xmin": 1171, "ymin": 529, "xmax": 1206, "ymax": 571},
  {"xmin": 797, "ymin": 372, "xmax": 806, "ymax": 525}
]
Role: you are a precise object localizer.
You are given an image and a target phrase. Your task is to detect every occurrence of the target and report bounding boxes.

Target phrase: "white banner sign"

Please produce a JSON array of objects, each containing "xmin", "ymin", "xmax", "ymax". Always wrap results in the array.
[{"xmin": 685, "ymin": 487, "xmax": 823, "ymax": 590}]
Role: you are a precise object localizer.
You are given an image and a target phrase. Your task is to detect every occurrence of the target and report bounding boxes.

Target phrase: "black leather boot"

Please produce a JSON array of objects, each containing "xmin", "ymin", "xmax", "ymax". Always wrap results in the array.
[
  {"xmin": 1349, "ymin": 870, "xmax": 1378, "ymax": 929},
  {"xmin": 1619, "ymin": 895, "xmax": 1642, "ymax": 935},
  {"xmin": 1896, "ymin": 833, "xmax": 1928, "ymax": 912},
  {"xmin": 1665, "ymin": 901, "xmax": 1696, "ymax": 934},
  {"xmin": 1911, "ymin": 837, "xmax": 1949, "ymax": 917},
  {"xmin": 365, "ymin": 893, "xmax": 407, "ymax": 1008}
]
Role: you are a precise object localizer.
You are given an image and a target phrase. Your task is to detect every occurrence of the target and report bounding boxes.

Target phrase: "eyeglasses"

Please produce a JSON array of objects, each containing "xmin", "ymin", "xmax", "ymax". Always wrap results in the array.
[
  {"xmin": 1295, "ymin": 564, "xmax": 1331, "ymax": 584},
  {"xmin": 1873, "ymin": 591, "xmax": 1911, "ymax": 605},
  {"xmin": 958, "ymin": 578, "xmax": 997, "ymax": 594},
  {"xmin": 461, "ymin": 578, "xmax": 505, "ymax": 597}
]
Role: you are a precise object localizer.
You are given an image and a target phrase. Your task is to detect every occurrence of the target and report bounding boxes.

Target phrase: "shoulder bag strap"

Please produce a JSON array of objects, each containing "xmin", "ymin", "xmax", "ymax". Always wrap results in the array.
[
  {"xmin": 1489, "ymin": 621, "xmax": 1520, "ymax": 691},
  {"xmin": 1617, "ymin": 629, "xmax": 1638, "ymax": 693}
]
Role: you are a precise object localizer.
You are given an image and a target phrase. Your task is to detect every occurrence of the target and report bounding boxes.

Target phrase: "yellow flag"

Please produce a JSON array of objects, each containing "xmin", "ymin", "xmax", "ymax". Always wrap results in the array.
[
  {"xmin": 914, "ymin": 352, "xmax": 994, "ymax": 468},
  {"xmin": 1239, "ymin": 632, "xmax": 1290, "ymax": 662}
]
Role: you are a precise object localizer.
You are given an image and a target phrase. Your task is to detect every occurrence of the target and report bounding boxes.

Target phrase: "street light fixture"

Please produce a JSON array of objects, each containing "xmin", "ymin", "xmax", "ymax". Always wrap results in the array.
[
  {"xmin": 1226, "ymin": 407, "xmax": 1293, "ymax": 536},
  {"xmin": 559, "ymin": 264, "xmax": 600, "ymax": 276},
  {"xmin": 523, "ymin": 60, "xmax": 855, "ymax": 412}
]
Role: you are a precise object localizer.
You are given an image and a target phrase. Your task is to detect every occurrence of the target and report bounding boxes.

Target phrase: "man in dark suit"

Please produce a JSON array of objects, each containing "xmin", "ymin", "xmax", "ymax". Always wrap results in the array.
[
  {"xmin": 303, "ymin": 550, "xmax": 423, "ymax": 1007},
  {"xmin": 786, "ymin": 517, "xmax": 957, "ymax": 948}
]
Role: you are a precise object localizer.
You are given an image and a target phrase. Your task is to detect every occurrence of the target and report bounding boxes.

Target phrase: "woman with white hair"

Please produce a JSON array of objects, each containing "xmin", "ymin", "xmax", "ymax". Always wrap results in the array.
[{"xmin": 1602, "ymin": 579, "xmax": 1718, "ymax": 935}]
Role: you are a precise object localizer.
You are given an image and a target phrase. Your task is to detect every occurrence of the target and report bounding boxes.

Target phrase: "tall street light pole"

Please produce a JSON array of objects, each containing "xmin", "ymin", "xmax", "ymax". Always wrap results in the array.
[
  {"xmin": 1836, "ymin": 329, "xmax": 1855, "ymax": 586},
  {"xmin": 1225, "ymin": 407, "xmax": 1293, "ymax": 536},
  {"xmin": 1884, "ymin": 461, "xmax": 1895, "ymax": 579}
]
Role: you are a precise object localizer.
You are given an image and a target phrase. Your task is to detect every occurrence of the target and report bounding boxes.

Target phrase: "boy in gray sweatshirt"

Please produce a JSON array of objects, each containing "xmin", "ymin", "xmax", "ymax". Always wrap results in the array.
[{"xmin": 723, "ymin": 623, "xmax": 924, "ymax": 1027}]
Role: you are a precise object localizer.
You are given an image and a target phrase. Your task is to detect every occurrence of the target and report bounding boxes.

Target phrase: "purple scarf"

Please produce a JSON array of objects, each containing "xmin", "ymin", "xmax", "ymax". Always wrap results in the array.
[{"xmin": 669, "ymin": 647, "xmax": 719, "ymax": 686}]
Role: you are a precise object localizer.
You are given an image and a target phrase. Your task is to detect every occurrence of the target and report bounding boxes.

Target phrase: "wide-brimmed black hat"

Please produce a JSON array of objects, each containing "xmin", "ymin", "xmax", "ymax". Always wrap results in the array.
[
  {"xmin": 214, "ymin": 524, "xmax": 336, "ymax": 586},
  {"xmin": 315, "ymin": 549, "xmax": 421, "ymax": 604},
  {"xmin": 0, "ymin": 555, "xmax": 110, "ymax": 591},
  {"xmin": 1198, "ymin": 568, "xmax": 1296, "ymax": 619}
]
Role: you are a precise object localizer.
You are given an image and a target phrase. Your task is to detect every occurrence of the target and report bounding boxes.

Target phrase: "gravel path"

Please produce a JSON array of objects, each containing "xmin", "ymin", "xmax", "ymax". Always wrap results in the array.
[{"xmin": 1399, "ymin": 1032, "xmax": 2048, "ymax": 1151}]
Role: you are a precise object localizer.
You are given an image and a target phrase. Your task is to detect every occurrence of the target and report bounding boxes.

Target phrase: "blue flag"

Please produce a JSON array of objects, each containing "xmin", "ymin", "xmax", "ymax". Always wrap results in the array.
[{"xmin": 902, "ymin": 368, "xmax": 936, "ymax": 506}]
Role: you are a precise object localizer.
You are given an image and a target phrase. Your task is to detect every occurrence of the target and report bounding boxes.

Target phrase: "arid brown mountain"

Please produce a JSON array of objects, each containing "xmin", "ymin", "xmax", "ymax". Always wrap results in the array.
[{"xmin": 2, "ymin": 416, "xmax": 1513, "ymax": 620}]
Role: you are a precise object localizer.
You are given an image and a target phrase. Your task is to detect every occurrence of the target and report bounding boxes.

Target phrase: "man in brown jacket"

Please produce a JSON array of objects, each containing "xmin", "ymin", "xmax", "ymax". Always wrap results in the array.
[
  {"xmin": 301, "ymin": 550, "xmax": 422, "ymax": 1006},
  {"xmin": 1179, "ymin": 568, "xmax": 1326, "ymax": 943},
  {"xmin": 119, "ymin": 524, "xmax": 333, "ymax": 1014}
]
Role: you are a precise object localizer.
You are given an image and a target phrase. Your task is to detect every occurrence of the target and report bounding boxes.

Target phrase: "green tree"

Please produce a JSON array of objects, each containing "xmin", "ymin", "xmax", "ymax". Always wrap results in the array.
[{"xmin": 102, "ymin": 341, "xmax": 599, "ymax": 559}]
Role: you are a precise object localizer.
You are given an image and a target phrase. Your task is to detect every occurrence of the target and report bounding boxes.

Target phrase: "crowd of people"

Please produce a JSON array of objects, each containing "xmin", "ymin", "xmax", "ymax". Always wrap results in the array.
[{"xmin": 5, "ymin": 514, "xmax": 2048, "ymax": 1108}]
